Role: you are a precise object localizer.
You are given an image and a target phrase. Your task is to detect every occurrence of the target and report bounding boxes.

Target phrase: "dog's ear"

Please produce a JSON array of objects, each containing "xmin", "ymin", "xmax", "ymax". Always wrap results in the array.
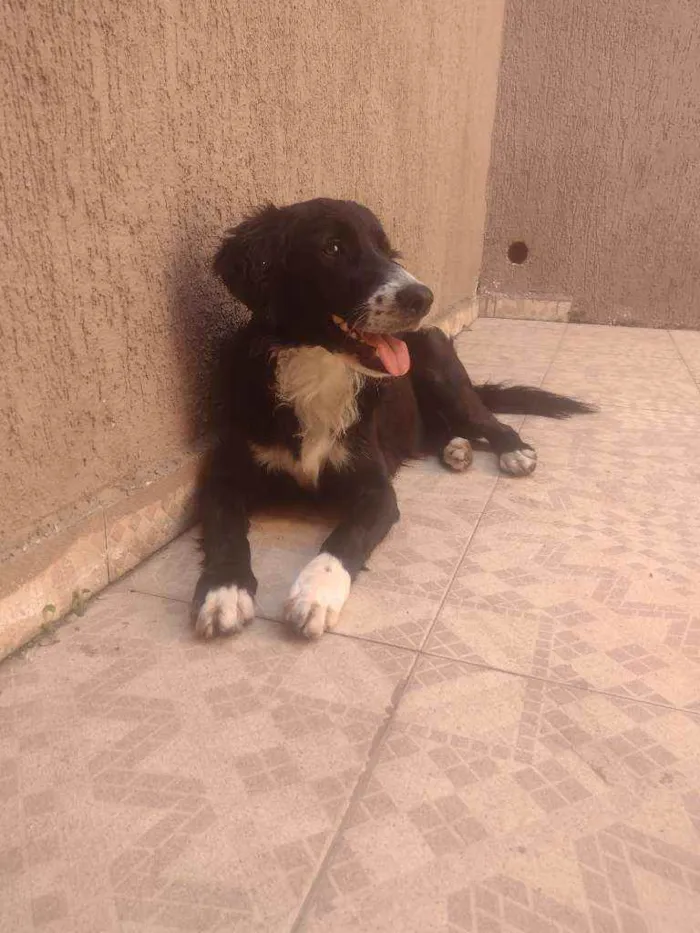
[{"xmin": 213, "ymin": 204, "xmax": 285, "ymax": 311}]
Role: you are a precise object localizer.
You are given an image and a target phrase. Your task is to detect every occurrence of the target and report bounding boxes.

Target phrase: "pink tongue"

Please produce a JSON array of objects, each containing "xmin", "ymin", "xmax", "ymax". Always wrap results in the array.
[{"xmin": 360, "ymin": 332, "xmax": 410, "ymax": 376}]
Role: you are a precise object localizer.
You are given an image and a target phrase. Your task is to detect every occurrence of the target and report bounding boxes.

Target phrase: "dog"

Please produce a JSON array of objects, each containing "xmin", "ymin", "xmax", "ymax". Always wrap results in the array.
[{"xmin": 192, "ymin": 198, "xmax": 594, "ymax": 639}]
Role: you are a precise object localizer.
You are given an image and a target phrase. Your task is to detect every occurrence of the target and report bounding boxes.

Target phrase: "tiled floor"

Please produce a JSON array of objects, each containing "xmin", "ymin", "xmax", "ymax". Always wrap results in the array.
[{"xmin": 2, "ymin": 320, "xmax": 700, "ymax": 933}]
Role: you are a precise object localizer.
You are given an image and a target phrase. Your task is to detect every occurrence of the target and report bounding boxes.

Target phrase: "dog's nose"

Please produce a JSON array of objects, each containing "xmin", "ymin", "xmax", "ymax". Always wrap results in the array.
[{"xmin": 396, "ymin": 283, "xmax": 434, "ymax": 317}]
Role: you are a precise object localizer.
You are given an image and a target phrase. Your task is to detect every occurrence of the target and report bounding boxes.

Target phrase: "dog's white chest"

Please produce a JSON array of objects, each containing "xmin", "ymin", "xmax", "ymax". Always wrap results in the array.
[{"xmin": 251, "ymin": 347, "xmax": 362, "ymax": 486}]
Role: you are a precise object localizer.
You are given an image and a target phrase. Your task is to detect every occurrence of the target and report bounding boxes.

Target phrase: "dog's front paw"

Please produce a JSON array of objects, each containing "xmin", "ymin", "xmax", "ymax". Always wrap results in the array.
[
  {"xmin": 499, "ymin": 447, "xmax": 537, "ymax": 477},
  {"xmin": 284, "ymin": 553, "xmax": 351, "ymax": 638},
  {"xmin": 442, "ymin": 437, "xmax": 474, "ymax": 472},
  {"xmin": 193, "ymin": 583, "xmax": 255, "ymax": 639}
]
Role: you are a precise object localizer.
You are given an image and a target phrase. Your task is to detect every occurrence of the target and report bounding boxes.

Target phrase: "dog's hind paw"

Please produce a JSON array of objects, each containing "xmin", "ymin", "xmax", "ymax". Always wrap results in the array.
[
  {"xmin": 442, "ymin": 437, "xmax": 474, "ymax": 472},
  {"xmin": 499, "ymin": 447, "xmax": 537, "ymax": 477},
  {"xmin": 193, "ymin": 584, "xmax": 255, "ymax": 638},
  {"xmin": 284, "ymin": 553, "xmax": 351, "ymax": 638}
]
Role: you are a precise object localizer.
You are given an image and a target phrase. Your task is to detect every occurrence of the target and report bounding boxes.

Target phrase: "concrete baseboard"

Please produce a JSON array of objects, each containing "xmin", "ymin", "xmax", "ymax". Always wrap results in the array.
[
  {"xmin": 480, "ymin": 292, "xmax": 572, "ymax": 323},
  {"xmin": 0, "ymin": 457, "xmax": 200, "ymax": 660},
  {"xmin": 434, "ymin": 296, "xmax": 483, "ymax": 337}
]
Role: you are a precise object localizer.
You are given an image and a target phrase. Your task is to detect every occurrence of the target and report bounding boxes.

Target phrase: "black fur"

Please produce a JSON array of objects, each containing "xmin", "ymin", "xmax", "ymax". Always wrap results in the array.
[
  {"xmin": 193, "ymin": 198, "xmax": 594, "ymax": 638},
  {"xmin": 475, "ymin": 382, "xmax": 597, "ymax": 418}
]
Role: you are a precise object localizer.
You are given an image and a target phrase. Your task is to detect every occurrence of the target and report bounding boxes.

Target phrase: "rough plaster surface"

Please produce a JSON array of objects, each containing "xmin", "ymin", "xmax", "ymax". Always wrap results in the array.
[
  {"xmin": 1, "ymin": 0, "xmax": 505, "ymax": 555},
  {"xmin": 482, "ymin": 0, "xmax": 700, "ymax": 328}
]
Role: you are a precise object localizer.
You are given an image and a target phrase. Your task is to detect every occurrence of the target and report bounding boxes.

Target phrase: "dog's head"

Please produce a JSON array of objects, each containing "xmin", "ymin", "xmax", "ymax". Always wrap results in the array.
[{"xmin": 213, "ymin": 198, "xmax": 433, "ymax": 377}]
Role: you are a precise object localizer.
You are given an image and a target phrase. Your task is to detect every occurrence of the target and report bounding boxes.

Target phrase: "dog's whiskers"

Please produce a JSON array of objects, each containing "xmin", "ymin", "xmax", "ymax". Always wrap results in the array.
[{"xmin": 352, "ymin": 307, "xmax": 370, "ymax": 330}]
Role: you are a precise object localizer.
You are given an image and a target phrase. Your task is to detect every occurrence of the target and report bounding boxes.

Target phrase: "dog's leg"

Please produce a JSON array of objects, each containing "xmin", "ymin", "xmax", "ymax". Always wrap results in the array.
[
  {"xmin": 284, "ymin": 475, "xmax": 399, "ymax": 638},
  {"xmin": 191, "ymin": 449, "xmax": 258, "ymax": 639},
  {"xmin": 407, "ymin": 328, "xmax": 537, "ymax": 476}
]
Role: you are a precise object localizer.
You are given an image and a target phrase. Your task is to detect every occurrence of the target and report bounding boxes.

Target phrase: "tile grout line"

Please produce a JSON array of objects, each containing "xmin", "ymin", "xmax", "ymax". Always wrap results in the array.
[
  {"xmin": 110, "ymin": 588, "xmax": 700, "ymax": 719},
  {"xmin": 406, "ymin": 325, "xmax": 569, "ymax": 654},
  {"xmin": 410, "ymin": 323, "xmax": 571, "ymax": 655},
  {"xmin": 287, "ymin": 651, "xmax": 422, "ymax": 933},
  {"xmin": 513, "ymin": 321, "xmax": 570, "ymax": 469},
  {"xmin": 415, "ymin": 478, "xmax": 501, "ymax": 656},
  {"xmin": 323, "ymin": 624, "xmax": 700, "ymax": 719},
  {"xmin": 323, "ymin": 625, "xmax": 700, "ymax": 719},
  {"xmin": 286, "ymin": 344, "xmax": 530, "ymax": 931},
  {"xmin": 668, "ymin": 328, "xmax": 700, "ymax": 395},
  {"xmin": 275, "ymin": 365, "xmax": 537, "ymax": 928},
  {"xmin": 537, "ymin": 320, "xmax": 570, "ymax": 389},
  {"xmin": 517, "ymin": 319, "xmax": 571, "ymax": 440},
  {"xmin": 295, "ymin": 621, "xmax": 700, "ymax": 719},
  {"xmin": 67, "ymin": 584, "xmax": 700, "ymax": 746},
  {"xmin": 286, "ymin": 321, "xmax": 580, "ymax": 929},
  {"xmin": 544, "ymin": 323, "xmax": 700, "ymax": 414},
  {"xmin": 416, "ymin": 645, "xmax": 700, "ymax": 717}
]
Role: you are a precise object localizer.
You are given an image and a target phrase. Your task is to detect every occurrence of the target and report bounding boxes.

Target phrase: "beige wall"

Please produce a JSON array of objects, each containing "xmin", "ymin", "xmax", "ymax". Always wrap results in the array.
[
  {"xmin": 1, "ymin": 0, "xmax": 505, "ymax": 556},
  {"xmin": 481, "ymin": 0, "xmax": 700, "ymax": 328}
]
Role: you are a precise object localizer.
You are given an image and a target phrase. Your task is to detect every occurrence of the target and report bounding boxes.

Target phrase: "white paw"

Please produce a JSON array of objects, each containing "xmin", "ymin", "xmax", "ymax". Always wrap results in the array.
[
  {"xmin": 442, "ymin": 437, "xmax": 473, "ymax": 472},
  {"xmin": 499, "ymin": 447, "xmax": 538, "ymax": 476},
  {"xmin": 284, "ymin": 553, "xmax": 351, "ymax": 638},
  {"xmin": 195, "ymin": 585, "xmax": 255, "ymax": 638}
]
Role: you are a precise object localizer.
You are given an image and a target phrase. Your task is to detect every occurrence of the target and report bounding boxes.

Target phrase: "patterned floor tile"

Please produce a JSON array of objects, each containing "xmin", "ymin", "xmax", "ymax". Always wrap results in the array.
[
  {"xmin": 425, "ymin": 407, "xmax": 700, "ymax": 702},
  {"xmin": 463, "ymin": 319, "xmax": 566, "ymax": 342},
  {"xmin": 455, "ymin": 319, "xmax": 565, "ymax": 386},
  {"xmin": 118, "ymin": 457, "xmax": 498, "ymax": 650},
  {"xmin": 542, "ymin": 353, "xmax": 700, "ymax": 413},
  {"xmin": 0, "ymin": 592, "xmax": 414, "ymax": 933},
  {"xmin": 114, "ymin": 530, "xmax": 202, "ymax": 604},
  {"xmin": 6, "ymin": 320, "xmax": 700, "ymax": 932},
  {"xmin": 558, "ymin": 324, "xmax": 681, "ymax": 359},
  {"xmin": 252, "ymin": 461, "xmax": 496, "ymax": 647},
  {"xmin": 427, "ymin": 512, "xmax": 700, "ymax": 703},
  {"xmin": 300, "ymin": 662, "xmax": 700, "ymax": 932},
  {"xmin": 481, "ymin": 409, "xmax": 700, "ymax": 537}
]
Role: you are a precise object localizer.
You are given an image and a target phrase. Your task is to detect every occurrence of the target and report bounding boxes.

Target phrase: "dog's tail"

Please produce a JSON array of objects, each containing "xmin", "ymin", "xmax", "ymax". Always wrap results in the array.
[{"xmin": 475, "ymin": 382, "xmax": 597, "ymax": 419}]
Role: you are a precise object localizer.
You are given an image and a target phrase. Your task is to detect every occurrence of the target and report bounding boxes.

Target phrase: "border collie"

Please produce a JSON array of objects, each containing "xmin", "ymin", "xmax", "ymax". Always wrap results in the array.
[{"xmin": 193, "ymin": 198, "xmax": 594, "ymax": 639}]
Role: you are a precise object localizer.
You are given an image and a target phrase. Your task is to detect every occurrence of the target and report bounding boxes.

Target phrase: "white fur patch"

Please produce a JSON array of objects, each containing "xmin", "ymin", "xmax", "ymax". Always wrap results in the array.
[
  {"xmin": 442, "ymin": 437, "xmax": 473, "ymax": 472},
  {"xmin": 363, "ymin": 265, "xmax": 421, "ymax": 330},
  {"xmin": 250, "ymin": 441, "xmax": 350, "ymax": 487},
  {"xmin": 195, "ymin": 585, "xmax": 255, "ymax": 638},
  {"xmin": 284, "ymin": 553, "xmax": 351, "ymax": 638},
  {"xmin": 252, "ymin": 347, "xmax": 363, "ymax": 486},
  {"xmin": 499, "ymin": 448, "xmax": 538, "ymax": 476},
  {"xmin": 362, "ymin": 263, "xmax": 432, "ymax": 333}
]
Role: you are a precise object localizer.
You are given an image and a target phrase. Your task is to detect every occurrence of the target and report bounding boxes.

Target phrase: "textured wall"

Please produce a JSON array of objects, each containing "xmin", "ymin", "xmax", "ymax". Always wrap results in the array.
[
  {"xmin": 1, "ymin": 0, "xmax": 505, "ymax": 554},
  {"xmin": 482, "ymin": 0, "xmax": 700, "ymax": 328}
]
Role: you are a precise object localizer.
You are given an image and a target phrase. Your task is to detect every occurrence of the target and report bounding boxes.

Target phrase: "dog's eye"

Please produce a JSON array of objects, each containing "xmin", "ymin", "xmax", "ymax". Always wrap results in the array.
[{"xmin": 323, "ymin": 239, "xmax": 343, "ymax": 258}]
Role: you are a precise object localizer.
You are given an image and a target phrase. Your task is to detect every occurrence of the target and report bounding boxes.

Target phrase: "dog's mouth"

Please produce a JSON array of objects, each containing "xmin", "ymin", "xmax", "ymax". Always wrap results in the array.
[{"xmin": 331, "ymin": 315, "xmax": 410, "ymax": 377}]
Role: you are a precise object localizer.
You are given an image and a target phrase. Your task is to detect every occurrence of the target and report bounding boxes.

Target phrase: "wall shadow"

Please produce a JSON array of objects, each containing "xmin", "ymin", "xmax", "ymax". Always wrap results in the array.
[{"xmin": 167, "ymin": 232, "xmax": 248, "ymax": 445}]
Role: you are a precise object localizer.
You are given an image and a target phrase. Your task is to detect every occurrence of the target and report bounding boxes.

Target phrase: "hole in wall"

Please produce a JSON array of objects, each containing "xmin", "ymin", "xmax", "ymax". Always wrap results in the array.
[{"xmin": 507, "ymin": 241, "xmax": 529, "ymax": 265}]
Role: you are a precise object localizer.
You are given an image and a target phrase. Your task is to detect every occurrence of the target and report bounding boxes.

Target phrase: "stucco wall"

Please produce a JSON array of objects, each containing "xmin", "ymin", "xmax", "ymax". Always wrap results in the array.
[
  {"xmin": 481, "ymin": 0, "xmax": 700, "ymax": 328},
  {"xmin": 1, "ymin": 0, "xmax": 505, "ymax": 556}
]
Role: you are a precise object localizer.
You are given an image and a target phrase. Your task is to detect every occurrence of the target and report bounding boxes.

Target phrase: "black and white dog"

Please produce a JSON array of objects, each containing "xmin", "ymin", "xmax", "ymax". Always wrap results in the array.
[{"xmin": 193, "ymin": 198, "xmax": 593, "ymax": 639}]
